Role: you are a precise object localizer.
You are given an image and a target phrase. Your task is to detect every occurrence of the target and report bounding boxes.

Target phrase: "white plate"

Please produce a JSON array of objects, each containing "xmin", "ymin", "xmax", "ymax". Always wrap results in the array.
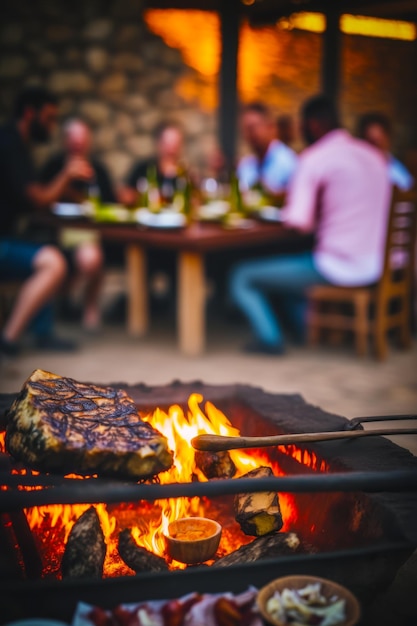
[
  {"xmin": 258, "ymin": 206, "xmax": 285, "ymax": 223},
  {"xmin": 135, "ymin": 209, "xmax": 186, "ymax": 229},
  {"xmin": 52, "ymin": 203, "xmax": 85, "ymax": 218},
  {"xmin": 198, "ymin": 200, "xmax": 230, "ymax": 221}
]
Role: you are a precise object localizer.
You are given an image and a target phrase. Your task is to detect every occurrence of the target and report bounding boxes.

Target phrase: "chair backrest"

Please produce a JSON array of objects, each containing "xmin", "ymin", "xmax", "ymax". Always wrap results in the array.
[{"xmin": 379, "ymin": 187, "xmax": 417, "ymax": 295}]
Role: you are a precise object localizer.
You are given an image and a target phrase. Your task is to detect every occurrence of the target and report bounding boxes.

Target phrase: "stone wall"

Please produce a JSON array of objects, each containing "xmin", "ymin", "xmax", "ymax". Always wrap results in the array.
[
  {"xmin": 0, "ymin": 0, "xmax": 416, "ymax": 186},
  {"xmin": 0, "ymin": 0, "xmax": 217, "ymax": 183},
  {"xmin": 341, "ymin": 33, "xmax": 417, "ymax": 155}
]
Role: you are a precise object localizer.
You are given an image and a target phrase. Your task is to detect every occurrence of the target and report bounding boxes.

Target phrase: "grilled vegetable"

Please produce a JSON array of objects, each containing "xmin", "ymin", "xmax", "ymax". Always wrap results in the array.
[
  {"xmin": 234, "ymin": 466, "xmax": 283, "ymax": 536},
  {"xmin": 118, "ymin": 529, "xmax": 169, "ymax": 573},
  {"xmin": 6, "ymin": 369, "xmax": 173, "ymax": 480},
  {"xmin": 194, "ymin": 449, "xmax": 236, "ymax": 479},
  {"xmin": 61, "ymin": 507, "xmax": 106, "ymax": 579}
]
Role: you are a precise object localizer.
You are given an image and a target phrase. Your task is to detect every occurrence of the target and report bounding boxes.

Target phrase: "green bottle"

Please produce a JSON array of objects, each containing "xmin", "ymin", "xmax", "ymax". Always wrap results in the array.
[
  {"xmin": 147, "ymin": 164, "xmax": 160, "ymax": 212},
  {"xmin": 87, "ymin": 179, "xmax": 101, "ymax": 215},
  {"xmin": 230, "ymin": 171, "xmax": 244, "ymax": 215},
  {"xmin": 182, "ymin": 174, "xmax": 192, "ymax": 221}
]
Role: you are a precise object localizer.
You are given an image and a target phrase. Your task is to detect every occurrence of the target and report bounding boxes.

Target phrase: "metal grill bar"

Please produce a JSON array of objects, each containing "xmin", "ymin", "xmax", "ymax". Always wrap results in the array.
[{"xmin": 1, "ymin": 469, "xmax": 417, "ymax": 511}]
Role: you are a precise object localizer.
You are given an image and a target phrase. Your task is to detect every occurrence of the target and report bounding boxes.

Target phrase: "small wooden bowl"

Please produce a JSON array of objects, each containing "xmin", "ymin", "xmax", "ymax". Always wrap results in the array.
[
  {"xmin": 164, "ymin": 517, "xmax": 222, "ymax": 564},
  {"xmin": 257, "ymin": 575, "xmax": 361, "ymax": 626}
]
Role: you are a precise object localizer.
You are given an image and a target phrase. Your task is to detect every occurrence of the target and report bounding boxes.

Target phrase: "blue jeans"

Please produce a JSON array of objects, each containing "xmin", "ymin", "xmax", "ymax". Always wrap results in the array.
[
  {"xmin": 0, "ymin": 238, "xmax": 55, "ymax": 337},
  {"xmin": 229, "ymin": 251, "xmax": 328, "ymax": 347}
]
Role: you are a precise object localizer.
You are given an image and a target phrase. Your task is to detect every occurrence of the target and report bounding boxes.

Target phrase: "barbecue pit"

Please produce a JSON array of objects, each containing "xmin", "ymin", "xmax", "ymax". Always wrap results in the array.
[{"xmin": 1, "ymin": 381, "xmax": 416, "ymax": 625}]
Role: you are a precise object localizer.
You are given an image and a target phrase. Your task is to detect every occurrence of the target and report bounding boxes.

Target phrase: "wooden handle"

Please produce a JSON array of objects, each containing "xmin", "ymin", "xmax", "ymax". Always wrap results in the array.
[{"xmin": 191, "ymin": 428, "xmax": 417, "ymax": 452}]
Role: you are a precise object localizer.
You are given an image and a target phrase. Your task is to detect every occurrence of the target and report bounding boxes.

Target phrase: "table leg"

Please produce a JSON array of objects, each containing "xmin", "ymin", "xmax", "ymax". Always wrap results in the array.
[
  {"xmin": 177, "ymin": 251, "xmax": 206, "ymax": 356},
  {"xmin": 125, "ymin": 243, "xmax": 148, "ymax": 337}
]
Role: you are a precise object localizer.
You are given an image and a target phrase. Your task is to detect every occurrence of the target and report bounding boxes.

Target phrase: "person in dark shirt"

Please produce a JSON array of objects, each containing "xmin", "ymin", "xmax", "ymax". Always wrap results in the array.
[
  {"xmin": 119, "ymin": 122, "xmax": 185, "ymax": 207},
  {"xmin": 0, "ymin": 86, "xmax": 92, "ymax": 356},
  {"xmin": 40, "ymin": 119, "xmax": 116, "ymax": 331},
  {"xmin": 40, "ymin": 118, "xmax": 115, "ymax": 204},
  {"xmin": 117, "ymin": 122, "xmax": 187, "ymax": 306}
]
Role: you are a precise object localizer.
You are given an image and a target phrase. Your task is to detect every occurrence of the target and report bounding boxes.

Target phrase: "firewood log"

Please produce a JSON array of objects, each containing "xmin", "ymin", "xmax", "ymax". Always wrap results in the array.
[
  {"xmin": 213, "ymin": 532, "xmax": 300, "ymax": 568},
  {"xmin": 118, "ymin": 528, "xmax": 169, "ymax": 573},
  {"xmin": 61, "ymin": 506, "xmax": 106, "ymax": 579},
  {"xmin": 234, "ymin": 466, "xmax": 283, "ymax": 536},
  {"xmin": 194, "ymin": 450, "xmax": 236, "ymax": 479}
]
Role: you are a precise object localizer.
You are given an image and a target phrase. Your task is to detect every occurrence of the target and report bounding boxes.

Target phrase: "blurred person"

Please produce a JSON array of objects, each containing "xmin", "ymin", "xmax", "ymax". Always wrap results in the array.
[
  {"xmin": 40, "ymin": 118, "xmax": 115, "ymax": 204},
  {"xmin": 40, "ymin": 118, "xmax": 117, "ymax": 331},
  {"xmin": 0, "ymin": 86, "xmax": 93, "ymax": 354},
  {"xmin": 237, "ymin": 102, "xmax": 298, "ymax": 196},
  {"xmin": 229, "ymin": 95, "xmax": 391, "ymax": 355},
  {"xmin": 120, "ymin": 122, "xmax": 186, "ymax": 207},
  {"xmin": 118, "ymin": 122, "xmax": 188, "ymax": 309},
  {"xmin": 276, "ymin": 114, "xmax": 296, "ymax": 148},
  {"xmin": 200, "ymin": 144, "xmax": 229, "ymax": 201},
  {"xmin": 357, "ymin": 112, "xmax": 414, "ymax": 191}
]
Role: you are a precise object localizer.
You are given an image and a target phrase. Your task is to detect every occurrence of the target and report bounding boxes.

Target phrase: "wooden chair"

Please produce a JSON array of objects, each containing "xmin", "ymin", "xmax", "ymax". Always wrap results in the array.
[{"xmin": 307, "ymin": 188, "xmax": 417, "ymax": 359}]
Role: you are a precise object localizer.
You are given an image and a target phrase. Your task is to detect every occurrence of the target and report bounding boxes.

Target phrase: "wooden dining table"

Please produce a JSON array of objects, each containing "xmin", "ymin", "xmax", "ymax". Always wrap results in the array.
[{"xmin": 40, "ymin": 214, "xmax": 305, "ymax": 356}]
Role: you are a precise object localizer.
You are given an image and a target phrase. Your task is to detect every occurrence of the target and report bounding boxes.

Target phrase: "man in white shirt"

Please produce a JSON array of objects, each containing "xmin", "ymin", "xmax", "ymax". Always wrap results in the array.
[
  {"xmin": 237, "ymin": 102, "xmax": 298, "ymax": 195},
  {"xmin": 229, "ymin": 95, "xmax": 391, "ymax": 355}
]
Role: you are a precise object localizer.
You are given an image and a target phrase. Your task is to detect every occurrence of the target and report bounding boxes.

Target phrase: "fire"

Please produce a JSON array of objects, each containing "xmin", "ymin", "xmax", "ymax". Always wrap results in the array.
[
  {"xmin": 130, "ymin": 394, "xmax": 263, "ymax": 564},
  {"xmin": 0, "ymin": 395, "xmax": 326, "ymax": 577}
]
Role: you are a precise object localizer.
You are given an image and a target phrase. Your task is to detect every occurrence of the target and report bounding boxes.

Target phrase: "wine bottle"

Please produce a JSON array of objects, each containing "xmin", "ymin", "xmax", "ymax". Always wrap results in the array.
[
  {"xmin": 230, "ymin": 171, "xmax": 244, "ymax": 215},
  {"xmin": 147, "ymin": 164, "xmax": 160, "ymax": 212},
  {"xmin": 87, "ymin": 178, "xmax": 101, "ymax": 215}
]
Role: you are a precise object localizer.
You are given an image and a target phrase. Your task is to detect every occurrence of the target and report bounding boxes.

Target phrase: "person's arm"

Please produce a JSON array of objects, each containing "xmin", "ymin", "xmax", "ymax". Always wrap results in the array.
[
  {"xmin": 117, "ymin": 161, "xmax": 148, "ymax": 206},
  {"xmin": 27, "ymin": 156, "xmax": 93, "ymax": 209},
  {"xmin": 281, "ymin": 155, "xmax": 320, "ymax": 233},
  {"xmin": 389, "ymin": 157, "xmax": 414, "ymax": 192}
]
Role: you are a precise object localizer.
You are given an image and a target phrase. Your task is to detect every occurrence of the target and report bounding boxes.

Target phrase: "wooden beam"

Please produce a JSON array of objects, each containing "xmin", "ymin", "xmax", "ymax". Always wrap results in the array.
[
  {"xmin": 219, "ymin": 0, "xmax": 241, "ymax": 170},
  {"xmin": 321, "ymin": 7, "xmax": 342, "ymax": 103}
]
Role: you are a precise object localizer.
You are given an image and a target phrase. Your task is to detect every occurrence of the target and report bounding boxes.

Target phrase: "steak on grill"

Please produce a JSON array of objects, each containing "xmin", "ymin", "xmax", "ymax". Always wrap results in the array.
[{"xmin": 6, "ymin": 369, "xmax": 173, "ymax": 479}]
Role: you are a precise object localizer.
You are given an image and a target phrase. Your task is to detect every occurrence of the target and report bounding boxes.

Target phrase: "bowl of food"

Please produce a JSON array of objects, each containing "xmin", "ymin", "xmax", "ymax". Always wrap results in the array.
[
  {"xmin": 257, "ymin": 575, "xmax": 361, "ymax": 626},
  {"xmin": 164, "ymin": 517, "xmax": 222, "ymax": 564}
]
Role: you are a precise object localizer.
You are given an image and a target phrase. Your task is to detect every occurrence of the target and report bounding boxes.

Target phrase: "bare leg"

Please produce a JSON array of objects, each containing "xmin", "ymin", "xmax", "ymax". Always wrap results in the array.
[
  {"xmin": 2, "ymin": 246, "xmax": 67, "ymax": 343},
  {"xmin": 72, "ymin": 241, "xmax": 104, "ymax": 330}
]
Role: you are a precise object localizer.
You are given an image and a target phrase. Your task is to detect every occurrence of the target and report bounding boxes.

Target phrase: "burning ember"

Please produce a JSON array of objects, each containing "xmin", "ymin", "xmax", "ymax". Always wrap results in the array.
[{"xmin": 0, "ymin": 394, "xmax": 326, "ymax": 579}]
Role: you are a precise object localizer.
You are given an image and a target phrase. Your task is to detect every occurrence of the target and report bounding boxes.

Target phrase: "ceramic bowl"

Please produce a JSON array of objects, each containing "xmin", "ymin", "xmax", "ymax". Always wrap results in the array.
[
  {"xmin": 164, "ymin": 517, "xmax": 222, "ymax": 564},
  {"xmin": 257, "ymin": 575, "xmax": 361, "ymax": 626}
]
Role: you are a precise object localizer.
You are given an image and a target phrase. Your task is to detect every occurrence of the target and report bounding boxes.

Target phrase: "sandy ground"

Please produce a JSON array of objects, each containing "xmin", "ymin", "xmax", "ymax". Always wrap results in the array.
[{"xmin": 1, "ymin": 308, "xmax": 416, "ymax": 454}]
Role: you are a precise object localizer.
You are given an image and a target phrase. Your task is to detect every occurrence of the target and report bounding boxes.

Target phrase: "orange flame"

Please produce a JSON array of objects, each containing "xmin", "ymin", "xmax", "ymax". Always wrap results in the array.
[{"xmin": 124, "ymin": 393, "xmax": 303, "ymax": 568}]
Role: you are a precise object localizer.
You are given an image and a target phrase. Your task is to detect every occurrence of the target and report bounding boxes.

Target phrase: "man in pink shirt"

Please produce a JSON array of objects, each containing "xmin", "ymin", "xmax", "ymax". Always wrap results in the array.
[{"xmin": 229, "ymin": 95, "xmax": 391, "ymax": 355}]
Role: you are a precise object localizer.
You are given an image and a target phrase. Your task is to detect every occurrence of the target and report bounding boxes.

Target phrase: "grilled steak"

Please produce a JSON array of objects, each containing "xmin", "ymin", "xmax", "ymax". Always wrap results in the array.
[{"xmin": 6, "ymin": 369, "xmax": 173, "ymax": 479}]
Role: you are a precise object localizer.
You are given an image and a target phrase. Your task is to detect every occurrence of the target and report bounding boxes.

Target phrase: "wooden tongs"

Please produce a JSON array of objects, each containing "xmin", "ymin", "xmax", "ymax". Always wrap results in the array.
[{"xmin": 191, "ymin": 414, "xmax": 417, "ymax": 452}]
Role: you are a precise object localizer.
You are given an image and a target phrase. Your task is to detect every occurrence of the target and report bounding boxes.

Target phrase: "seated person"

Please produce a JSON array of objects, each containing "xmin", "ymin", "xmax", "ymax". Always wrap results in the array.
[
  {"xmin": 0, "ymin": 86, "xmax": 93, "ymax": 354},
  {"xmin": 120, "ymin": 122, "xmax": 186, "ymax": 208},
  {"xmin": 276, "ymin": 114, "xmax": 296, "ymax": 148},
  {"xmin": 229, "ymin": 95, "xmax": 391, "ymax": 355},
  {"xmin": 40, "ymin": 118, "xmax": 117, "ymax": 331},
  {"xmin": 357, "ymin": 112, "xmax": 414, "ymax": 191},
  {"xmin": 0, "ymin": 241, "xmax": 68, "ymax": 358},
  {"xmin": 237, "ymin": 102, "xmax": 298, "ymax": 199}
]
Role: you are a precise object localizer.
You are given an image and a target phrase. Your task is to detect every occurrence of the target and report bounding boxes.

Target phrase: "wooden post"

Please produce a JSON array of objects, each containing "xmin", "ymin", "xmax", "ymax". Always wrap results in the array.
[
  {"xmin": 219, "ymin": 0, "xmax": 241, "ymax": 170},
  {"xmin": 125, "ymin": 243, "xmax": 148, "ymax": 337},
  {"xmin": 177, "ymin": 251, "xmax": 206, "ymax": 356},
  {"xmin": 321, "ymin": 7, "xmax": 341, "ymax": 103}
]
